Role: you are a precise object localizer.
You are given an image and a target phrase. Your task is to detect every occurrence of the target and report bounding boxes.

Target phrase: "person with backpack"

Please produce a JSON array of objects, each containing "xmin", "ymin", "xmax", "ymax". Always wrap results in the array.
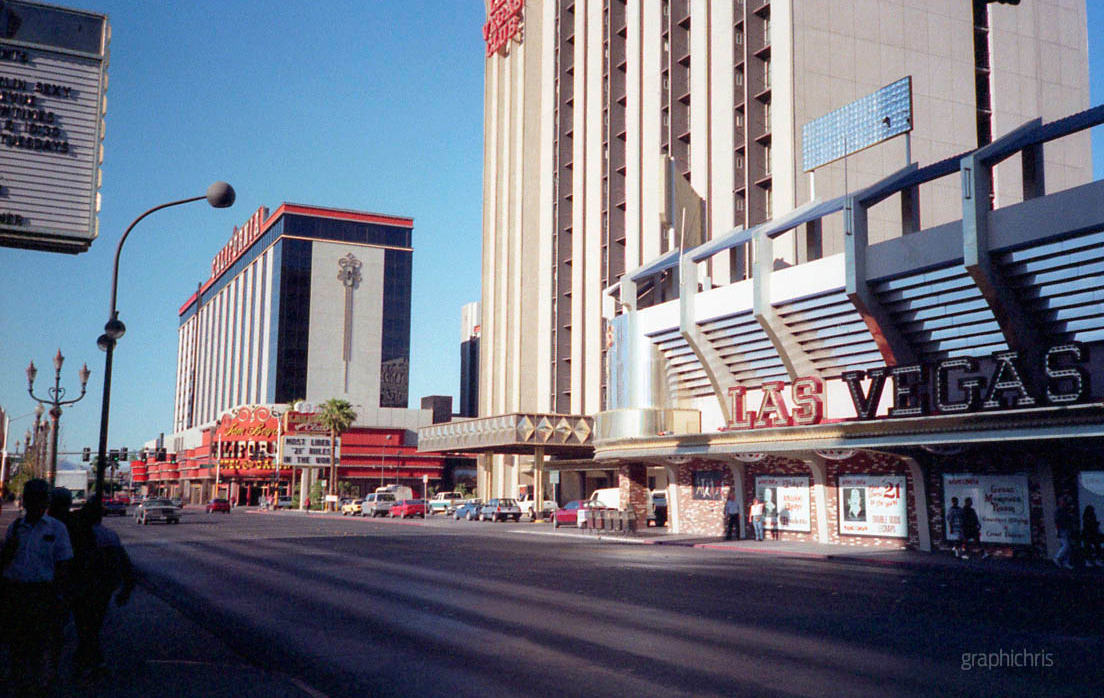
[{"xmin": 70, "ymin": 497, "xmax": 136, "ymax": 680}]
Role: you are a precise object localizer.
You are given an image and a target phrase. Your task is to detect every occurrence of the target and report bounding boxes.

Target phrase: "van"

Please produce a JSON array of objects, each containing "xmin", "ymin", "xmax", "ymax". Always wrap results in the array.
[
  {"xmin": 375, "ymin": 484, "xmax": 414, "ymax": 501},
  {"xmin": 588, "ymin": 487, "xmax": 662, "ymax": 523},
  {"xmin": 365, "ymin": 491, "xmax": 398, "ymax": 517}
]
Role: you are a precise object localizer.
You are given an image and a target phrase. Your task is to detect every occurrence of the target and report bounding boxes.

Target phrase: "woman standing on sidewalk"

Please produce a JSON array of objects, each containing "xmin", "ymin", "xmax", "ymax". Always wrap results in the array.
[{"xmin": 748, "ymin": 497, "xmax": 765, "ymax": 541}]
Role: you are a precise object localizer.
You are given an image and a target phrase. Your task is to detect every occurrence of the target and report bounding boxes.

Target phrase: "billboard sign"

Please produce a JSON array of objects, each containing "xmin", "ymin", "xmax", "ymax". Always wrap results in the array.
[
  {"xmin": 0, "ymin": 1, "xmax": 108, "ymax": 253},
  {"xmin": 755, "ymin": 475, "xmax": 811, "ymax": 532},
  {"xmin": 280, "ymin": 435, "xmax": 333, "ymax": 468},
  {"xmin": 838, "ymin": 474, "xmax": 908, "ymax": 538},
  {"xmin": 801, "ymin": 76, "xmax": 912, "ymax": 172},
  {"xmin": 943, "ymin": 474, "xmax": 1031, "ymax": 545}
]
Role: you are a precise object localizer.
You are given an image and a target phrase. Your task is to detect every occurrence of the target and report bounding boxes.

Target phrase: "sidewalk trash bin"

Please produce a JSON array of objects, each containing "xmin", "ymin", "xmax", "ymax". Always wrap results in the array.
[
  {"xmin": 626, "ymin": 507, "xmax": 637, "ymax": 533},
  {"xmin": 583, "ymin": 509, "xmax": 594, "ymax": 531}
]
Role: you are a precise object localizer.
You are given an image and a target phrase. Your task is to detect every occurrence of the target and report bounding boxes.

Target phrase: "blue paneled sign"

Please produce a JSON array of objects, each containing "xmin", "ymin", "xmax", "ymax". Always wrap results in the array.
[{"xmin": 801, "ymin": 76, "xmax": 912, "ymax": 172}]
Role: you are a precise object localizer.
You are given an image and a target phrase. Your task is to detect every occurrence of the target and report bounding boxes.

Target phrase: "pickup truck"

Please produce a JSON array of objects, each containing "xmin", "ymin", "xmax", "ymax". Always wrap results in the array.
[
  {"xmin": 517, "ymin": 494, "xmax": 557, "ymax": 520},
  {"xmin": 427, "ymin": 492, "xmax": 465, "ymax": 515}
]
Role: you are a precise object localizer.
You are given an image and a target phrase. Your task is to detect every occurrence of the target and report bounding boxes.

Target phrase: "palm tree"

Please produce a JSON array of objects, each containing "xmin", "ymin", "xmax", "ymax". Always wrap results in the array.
[{"xmin": 318, "ymin": 398, "xmax": 357, "ymax": 511}]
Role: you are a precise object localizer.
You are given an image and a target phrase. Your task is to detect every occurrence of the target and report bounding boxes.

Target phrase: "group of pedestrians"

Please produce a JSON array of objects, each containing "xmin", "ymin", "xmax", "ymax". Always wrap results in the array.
[
  {"xmin": 945, "ymin": 496, "xmax": 987, "ymax": 560},
  {"xmin": 0, "ymin": 478, "xmax": 135, "ymax": 696}
]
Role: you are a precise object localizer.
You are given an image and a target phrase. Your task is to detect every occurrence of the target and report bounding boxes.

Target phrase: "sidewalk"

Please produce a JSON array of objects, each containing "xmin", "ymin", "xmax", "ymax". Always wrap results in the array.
[{"xmin": 39, "ymin": 583, "xmax": 317, "ymax": 698}]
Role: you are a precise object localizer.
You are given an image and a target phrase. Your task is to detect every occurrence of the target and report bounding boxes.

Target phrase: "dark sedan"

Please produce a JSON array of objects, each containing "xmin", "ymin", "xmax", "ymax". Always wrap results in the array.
[{"xmin": 102, "ymin": 498, "xmax": 128, "ymax": 516}]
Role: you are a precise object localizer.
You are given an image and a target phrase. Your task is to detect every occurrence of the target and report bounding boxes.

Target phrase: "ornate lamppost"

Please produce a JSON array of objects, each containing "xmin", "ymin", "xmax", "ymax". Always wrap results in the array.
[
  {"xmin": 27, "ymin": 350, "xmax": 91, "ymax": 487},
  {"xmin": 94, "ymin": 182, "xmax": 235, "ymax": 498}
]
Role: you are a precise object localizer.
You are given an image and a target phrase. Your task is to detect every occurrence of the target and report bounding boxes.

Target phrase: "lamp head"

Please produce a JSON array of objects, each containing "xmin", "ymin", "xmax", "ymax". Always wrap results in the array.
[
  {"xmin": 206, "ymin": 181, "xmax": 236, "ymax": 209},
  {"xmin": 34, "ymin": 402, "xmax": 44, "ymax": 418},
  {"xmin": 104, "ymin": 316, "xmax": 126, "ymax": 341},
  {"xmin": 97, "ymin": 334, "xmax": 114, "ymax": 352},
  {"xmin": 53, "ymin": 349, "xmax": 64, "ymax": 371},
  {"xmin": 78, "ymin": 362, "xmax": 91, "ymax": 387},
  {"xmin": 26, "ymin": 360, "xmax": 37, "ymax": 386}
]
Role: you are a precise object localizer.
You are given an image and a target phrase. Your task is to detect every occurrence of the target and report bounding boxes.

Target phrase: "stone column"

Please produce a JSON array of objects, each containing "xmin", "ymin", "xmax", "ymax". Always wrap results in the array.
[{"xmin": 618, "ymin": 462, "xmax": 648, "ymax": 527}]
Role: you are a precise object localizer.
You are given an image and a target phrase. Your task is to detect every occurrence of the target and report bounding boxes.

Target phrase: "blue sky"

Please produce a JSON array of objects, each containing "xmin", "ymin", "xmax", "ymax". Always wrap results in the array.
[{"xmin": 1, "ymin": 1, "xmax": 1103, "ymax": 459}]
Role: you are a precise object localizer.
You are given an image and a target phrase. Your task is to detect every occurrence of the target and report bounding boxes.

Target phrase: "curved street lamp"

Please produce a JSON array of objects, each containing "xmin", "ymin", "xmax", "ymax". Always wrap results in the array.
[
  {"xmin": 94, "ymin": 182, "xmax": 236, "ymax": 498},
  {"xmin": 27, "ymin": 350, "xmax": 91, "ymax": 486}
]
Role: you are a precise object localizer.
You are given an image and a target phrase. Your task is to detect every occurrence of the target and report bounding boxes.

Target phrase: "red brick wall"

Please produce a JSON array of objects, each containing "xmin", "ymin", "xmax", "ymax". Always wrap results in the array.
[
  {"xmin": 673, "ymin": 460, "xmax": 734, "ymax": 536},
  {"xmin": 619, "ymin": 462, "xmax": 648, "ymax": 525}
]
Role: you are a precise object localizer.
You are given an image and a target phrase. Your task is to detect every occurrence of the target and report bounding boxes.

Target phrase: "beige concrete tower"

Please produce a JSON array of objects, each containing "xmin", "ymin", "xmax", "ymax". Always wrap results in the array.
[{"xmin": 477, "ymin": 0, "xmax": 1090, "ymax": 499}]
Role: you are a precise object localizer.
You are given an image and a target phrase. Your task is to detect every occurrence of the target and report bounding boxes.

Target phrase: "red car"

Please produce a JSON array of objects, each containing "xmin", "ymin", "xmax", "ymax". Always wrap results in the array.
[
  {"xmin": 206, "ymin": 498, "xmax": 231, "ymax": 513},
  {"xmin": 552, "ymin": 500, "xmax": 613, "ymax": 529},
  {"xmin": 389, "ymin": 499, "xmax": 426, "ymax": 519}
]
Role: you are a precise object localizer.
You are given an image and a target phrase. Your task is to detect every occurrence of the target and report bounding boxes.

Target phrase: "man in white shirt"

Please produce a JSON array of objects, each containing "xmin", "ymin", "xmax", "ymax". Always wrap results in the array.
[{"xmin": 1, "ymin": 478, "xmax": 73, "ymax": 694}]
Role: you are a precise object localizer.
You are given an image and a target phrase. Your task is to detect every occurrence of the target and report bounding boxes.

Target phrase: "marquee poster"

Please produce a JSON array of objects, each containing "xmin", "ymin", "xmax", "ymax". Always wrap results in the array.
[
  {"xmin": 943, "ymin": 474, "xmax": 1031, "ymax": 544},
  {"xmin": 838, "ymin": 474, "xmax": 907, "ymax": 538},
  {"xmin": 755, "ymin": 476, "xmax": 810, "ymax": 532}
]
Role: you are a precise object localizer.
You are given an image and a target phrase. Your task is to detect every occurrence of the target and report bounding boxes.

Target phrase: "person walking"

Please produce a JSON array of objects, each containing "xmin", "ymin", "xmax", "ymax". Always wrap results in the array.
[
  {"xmin": 0, "ymin": 478, "xmax": 74, "ymax": 697},
  {"xmin": 960, "ymin": 497, "xmax": 985, "ymax": 559},
  {"xmin": 1081, "ymin": 505, "xmax": 1102, "ymax": 567},
  {"xmin": 946, "ymin": 497, "xmax": 964, "ymax": 558},
  {"xmin": 70, "ymin": 497, "xmax": 135, "ymax": 680},
  {"xmin": 748, "ymin": 497, "xmax": 765, "ymax": 541},
  {"xmin": 46, "ymin": 487, "xmax": 77, "ymax": 687},
  {"xmin": 1054, "ymin": 496, "xmax": 1078, "ymax": 569},
  {"xmin": 723, "ymin": 490, "xmax": 740, "ymax": 541}
]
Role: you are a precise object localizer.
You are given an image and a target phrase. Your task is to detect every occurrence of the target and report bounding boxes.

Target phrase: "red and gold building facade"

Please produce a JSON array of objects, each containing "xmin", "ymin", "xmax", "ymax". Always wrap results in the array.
[{"xmin": 134, "ymin": 405, "xmax": 462, "ymax": 506}]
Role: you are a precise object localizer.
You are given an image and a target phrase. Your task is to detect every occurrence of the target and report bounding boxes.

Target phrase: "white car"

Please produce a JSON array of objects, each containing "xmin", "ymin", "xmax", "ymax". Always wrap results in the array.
[{"xmin": 517, "ymin": 494, "xmax": 557, "ymax": 520}]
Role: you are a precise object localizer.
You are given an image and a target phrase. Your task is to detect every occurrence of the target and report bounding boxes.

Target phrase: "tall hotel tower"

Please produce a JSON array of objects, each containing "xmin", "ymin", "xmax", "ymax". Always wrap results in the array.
[
  {"xmin": 476, "ymin": 0, "xmax": 1089, "ymax": 495},
  {"xmin": 172, "ymin": 204, "xmax": 414, "ymax": 435}
]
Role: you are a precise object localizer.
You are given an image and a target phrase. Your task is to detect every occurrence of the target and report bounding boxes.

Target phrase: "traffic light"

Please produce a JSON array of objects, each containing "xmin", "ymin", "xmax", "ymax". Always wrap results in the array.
[
  {"xmin": 109, "ymin": 449, "xmax": 119, "ymax": 462},
  {"xmin": 156, "ymin": 448, "xmax": 166, "ymax": 462},
  {"xmin": 81, "ymin": 447, "xmax": 90, "ymax": 462},
  {"xmin": 119, "ymin": 447, "xmax": 128, "ymax": 462}
]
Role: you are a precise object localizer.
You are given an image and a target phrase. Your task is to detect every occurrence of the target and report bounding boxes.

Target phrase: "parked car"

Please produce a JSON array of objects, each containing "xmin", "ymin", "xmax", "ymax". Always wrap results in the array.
[
  {"xmin": 206, "ymin": 498, "xmax": 231, "ymax": 514},
  {"xmin": 552, "ymin": 500, "xmax": 613, "ymax": 529},
  {"xmin": 390, "ymin": 499, "xmax": 426, "ymax": 519},
  {"xmin": 453, "ymin": 499, "xmax": 483, "ymax": 521},
  {"xmin": 517, "ymin": 493, "xmax": 558, "ymax": 520},
  {"xmin": 479, "ymin": 498, "xmax": 522, "ymax": 522},
  {"xmin": 135, "ymin": 498, "xmax": 180, "ymax": 525},
  {"xmin": 445, "ymin": 496, "xmax": 473, "ymax": 517},
  {"xmin": 275, "ymin": 496, "xmax": 294, "ymax": 509},
  {"xmin": 102, "ymin": 498, "xmax": 128, "ymax": 517},
  {"xmin": 427, "ymin": 491, "xmax": 465, "ymax": 515},
  {"xmin": 341, "ymin": 499, "xmax": 364, "ymax": 516}
]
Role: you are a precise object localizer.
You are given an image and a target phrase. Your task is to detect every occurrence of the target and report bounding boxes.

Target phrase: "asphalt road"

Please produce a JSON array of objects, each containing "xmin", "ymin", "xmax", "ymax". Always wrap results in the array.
[{"xmin": 106, "ymin": 508, "xmax": 1102, "ymax": 698}]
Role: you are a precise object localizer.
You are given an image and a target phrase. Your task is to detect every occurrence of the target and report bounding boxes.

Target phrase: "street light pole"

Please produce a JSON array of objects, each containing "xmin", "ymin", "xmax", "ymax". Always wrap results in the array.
[
  {"xmin": 27, "ymin": 350, "xmax": 90, "ymax": 486},
  {"xmin": 94, "ymin": 182, "xmax": 235, "ymax": 498}
]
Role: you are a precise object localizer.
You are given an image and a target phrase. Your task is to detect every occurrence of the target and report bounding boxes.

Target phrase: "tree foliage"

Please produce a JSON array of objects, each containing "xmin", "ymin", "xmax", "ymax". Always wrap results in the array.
[{"xmin": 317, "ymin": 399, "xmax": 357, "ymax": 507}]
